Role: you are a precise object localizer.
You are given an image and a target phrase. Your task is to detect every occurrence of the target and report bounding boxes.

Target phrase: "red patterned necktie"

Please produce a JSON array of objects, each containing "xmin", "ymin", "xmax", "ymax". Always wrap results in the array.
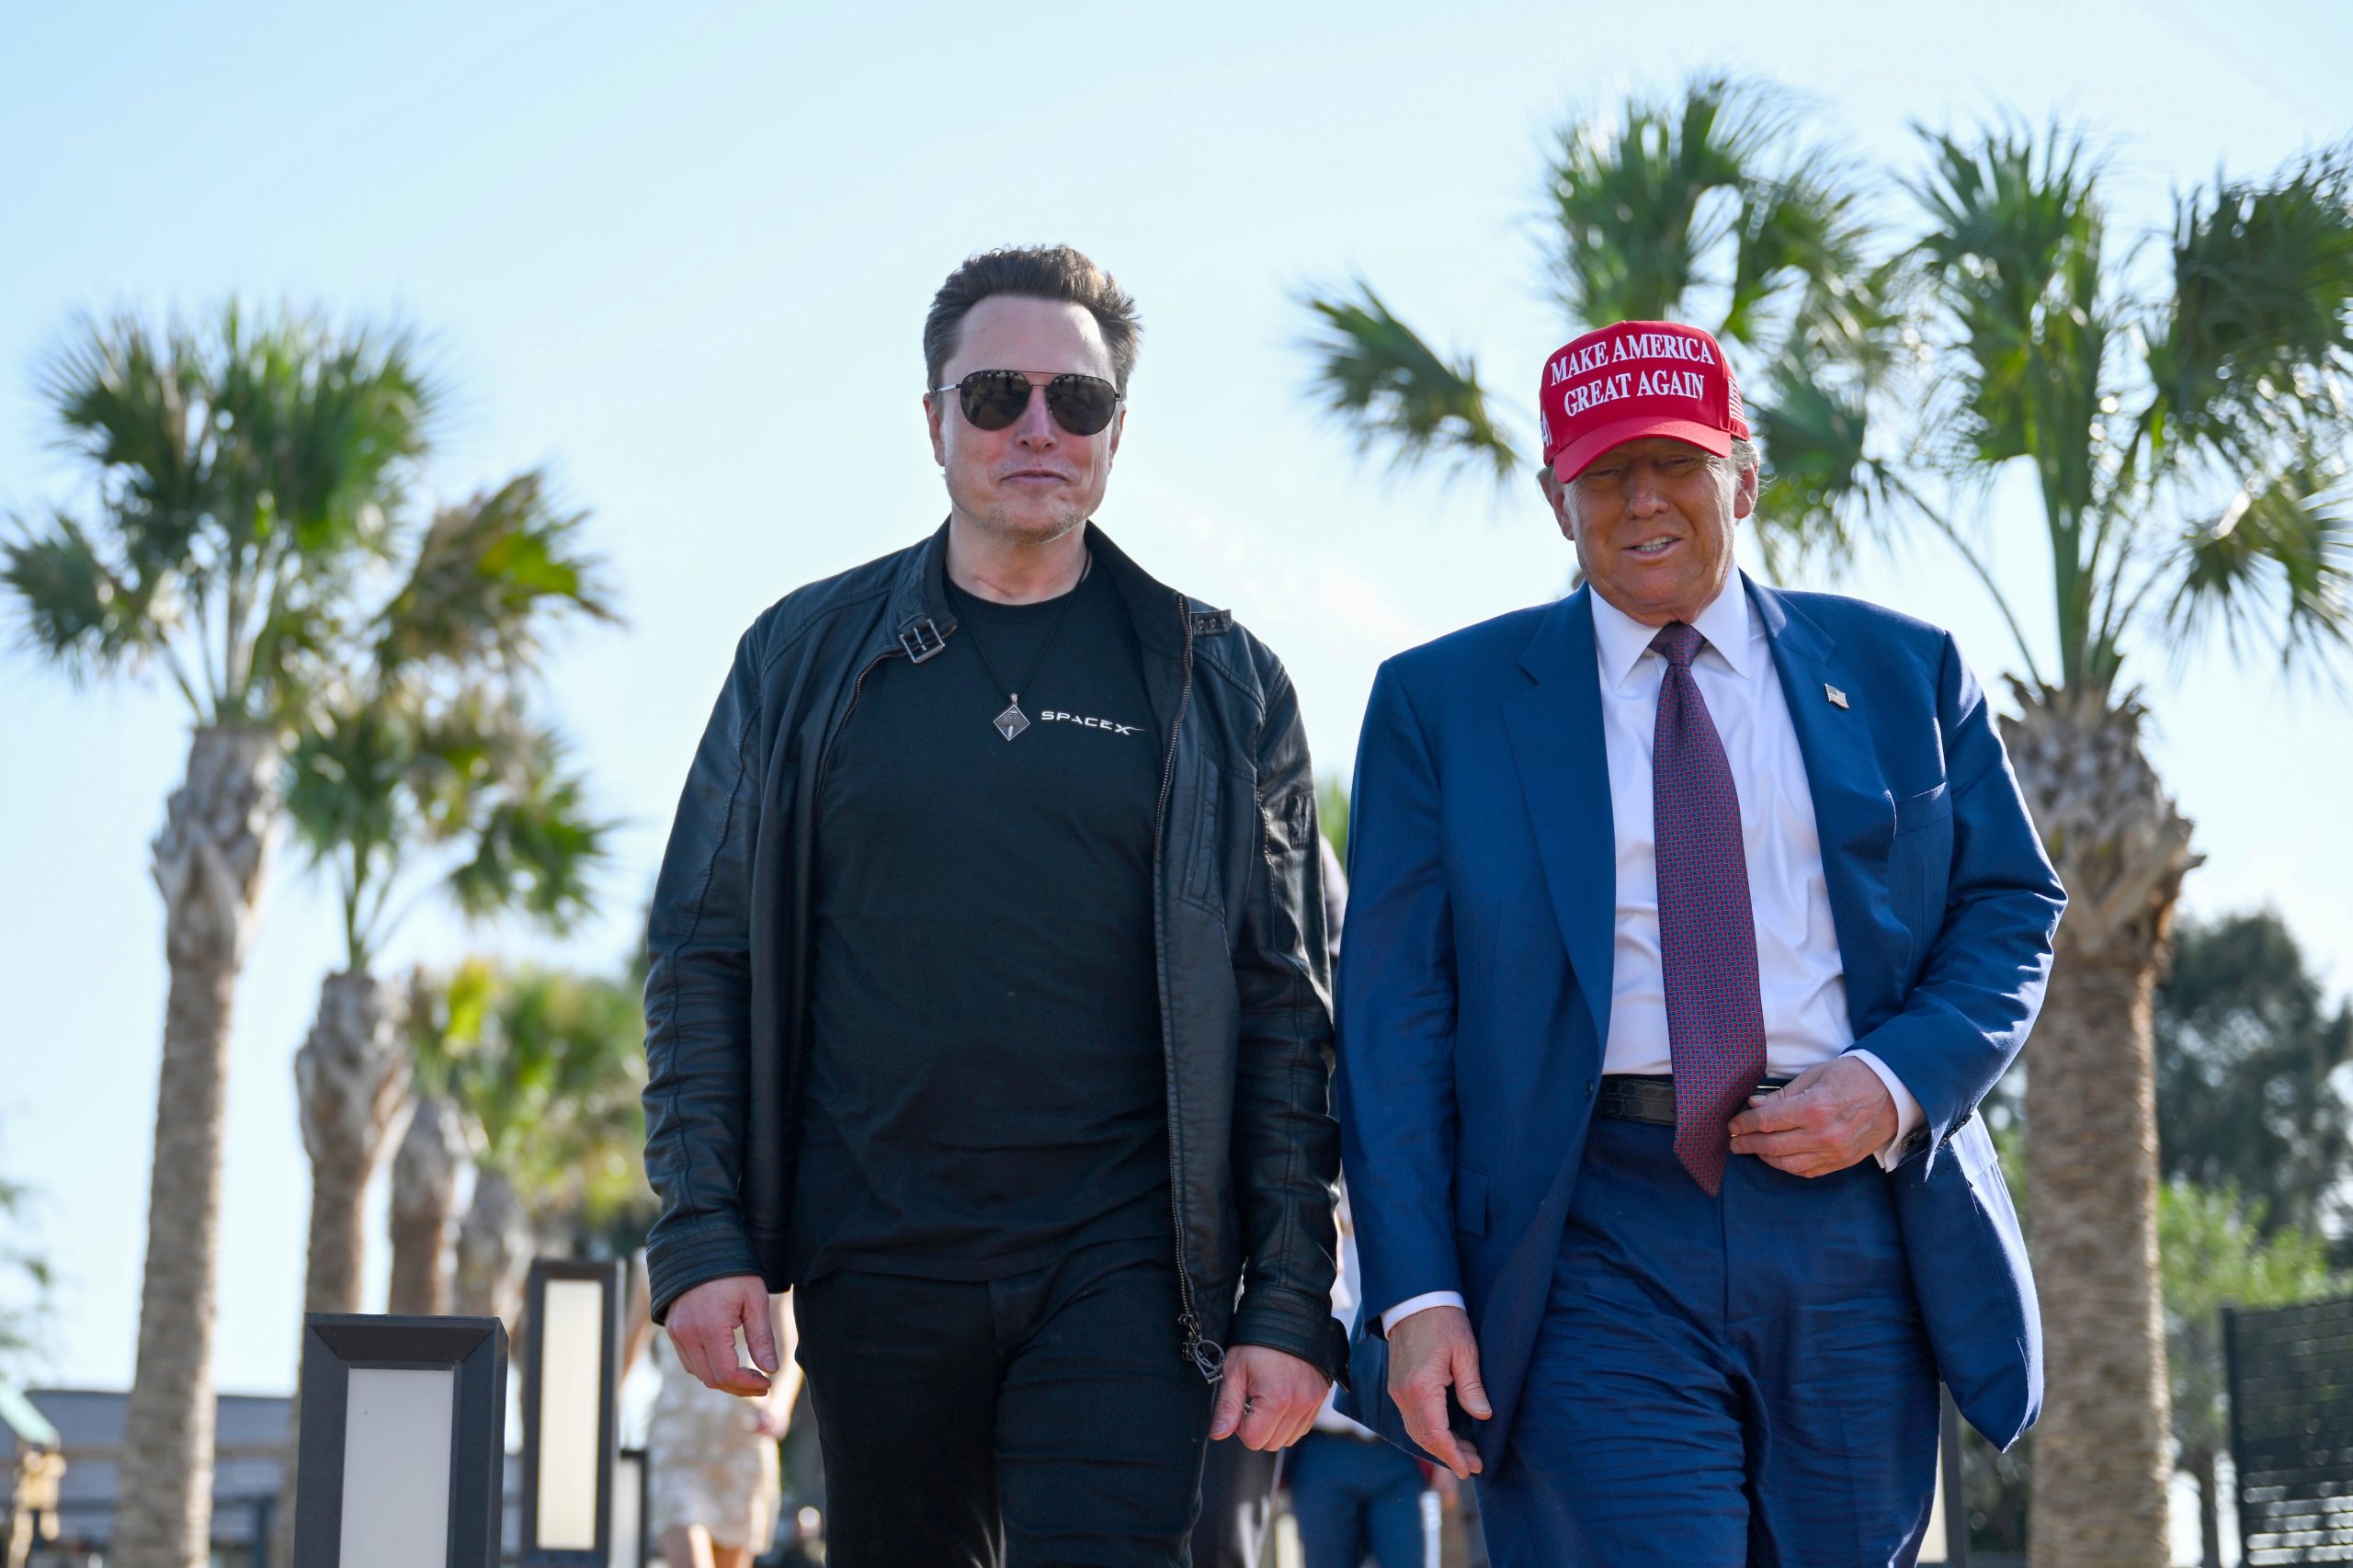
[{"xmin": 1650, "ymin": 619, "xmax": 1768, "ymax": 1196}]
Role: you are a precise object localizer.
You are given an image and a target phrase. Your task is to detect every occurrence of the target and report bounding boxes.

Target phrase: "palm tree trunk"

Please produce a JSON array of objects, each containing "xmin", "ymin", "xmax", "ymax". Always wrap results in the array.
[
  {"xmin": 388, "ymin": 1091, "xmax": 469, "ymax": 1315},
  {"xmin": 2003, "ymin": 685, "xmax": 2197, "ymax": 1568},
  {"xmin": 455, "ymin": 1165, "xmax": 533, "ymax": 1336},
  {"xmin": 295, "ymin": 969, "xmax": 409, "ymax": 1310},
  {"xmin": 271, "ymin": 968, "xmax": 409, "ymax": 1568},
  {"xmin": 111, "ymin": 723, "xmax": 278, "ymax": 1568}
]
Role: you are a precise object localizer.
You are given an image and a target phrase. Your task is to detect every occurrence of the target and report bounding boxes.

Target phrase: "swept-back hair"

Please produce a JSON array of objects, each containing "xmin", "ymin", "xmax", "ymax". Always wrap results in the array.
[{"xmin": 924, "ymin": 244, "xmax": 1142, "ymax": 393}]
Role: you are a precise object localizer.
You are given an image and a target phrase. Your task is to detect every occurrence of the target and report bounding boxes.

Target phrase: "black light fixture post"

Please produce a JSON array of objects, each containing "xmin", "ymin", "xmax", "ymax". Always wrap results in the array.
[
  {"xmin": 612, "ymin": 1449, "xmax": 650, "ymax": 1568},
  {"xmin": 518, "ymin": 1257, "xmax": 625, "ymax": 1565},
  {"xmin": 290, "ymin": 1314, "xmax": 508, "ymax": 1568}
]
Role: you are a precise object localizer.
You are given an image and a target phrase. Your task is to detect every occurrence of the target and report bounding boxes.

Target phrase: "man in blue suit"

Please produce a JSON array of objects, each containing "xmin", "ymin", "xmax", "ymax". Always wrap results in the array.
[{"xmin": 1333, "ymin": 319, "xmax": 2064, "ymax": 1565}]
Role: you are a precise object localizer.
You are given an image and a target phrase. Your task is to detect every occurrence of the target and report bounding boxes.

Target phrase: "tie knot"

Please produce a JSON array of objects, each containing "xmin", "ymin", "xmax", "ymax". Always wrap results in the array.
[{"xmin": 1651, "ymin": 620, "xmax": 1705, "ymax": 669}]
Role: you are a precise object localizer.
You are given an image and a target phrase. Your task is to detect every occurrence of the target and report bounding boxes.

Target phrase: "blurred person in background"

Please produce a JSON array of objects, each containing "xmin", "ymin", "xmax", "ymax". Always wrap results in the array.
[
  {"xmin": 641, "ymin": 244, "xmax": 1344, "ymax": 1567},
  {"xmin": 1286, "ymin": 1181, "xmax": 1447, "ymax": 1568},
  {"xmin": 625, "ymin": 1259, "xmax": 799, "ymax": 1568}
]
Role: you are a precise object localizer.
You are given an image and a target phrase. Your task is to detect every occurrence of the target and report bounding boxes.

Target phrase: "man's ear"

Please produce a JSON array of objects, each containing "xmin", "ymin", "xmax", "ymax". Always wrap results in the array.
[
  {"xmin": 1540, "ymin": 470, "xmax": 1577, "ymax": 543},
  {"xmin": 1106, "ymin": 403, "xmax": 1125, "ymax": 465},
  {"xmin": 926, "ymin": 392, "xmax": 948, "ymax": 468},
  {"xmin": 1732, "ymin": 456, "xmax": 1760, "ymax": 520}
]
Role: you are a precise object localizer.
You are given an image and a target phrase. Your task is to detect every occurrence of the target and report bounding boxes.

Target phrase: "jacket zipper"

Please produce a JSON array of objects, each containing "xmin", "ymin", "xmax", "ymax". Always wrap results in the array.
[
  {"xmin": 819, "ymin": 635, "xmax": 928, "ymax": 779},
  {"xmin": 1152, "ymin": 592, "xmax": 1221, "ymax": 1382}
]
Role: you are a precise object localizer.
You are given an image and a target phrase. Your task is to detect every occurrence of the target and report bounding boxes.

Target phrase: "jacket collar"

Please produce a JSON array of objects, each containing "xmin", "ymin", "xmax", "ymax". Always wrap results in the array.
[{"xmin": 884, "ymin": 517, "xmax": 1208, "ymax": 664}]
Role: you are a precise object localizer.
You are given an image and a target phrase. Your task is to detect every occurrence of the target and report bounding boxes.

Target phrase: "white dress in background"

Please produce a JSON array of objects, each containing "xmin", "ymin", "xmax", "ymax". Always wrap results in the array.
[{"xmin": 644, "ymin": 1324, "xmax": 783, "ymax": 1551}]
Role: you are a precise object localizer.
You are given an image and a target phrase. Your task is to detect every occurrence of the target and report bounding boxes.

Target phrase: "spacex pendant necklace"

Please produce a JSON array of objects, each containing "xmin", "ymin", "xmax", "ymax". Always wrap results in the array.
[{"xmin": 961, "ymin": 553, "xmax": 1089, "ymax": 742}]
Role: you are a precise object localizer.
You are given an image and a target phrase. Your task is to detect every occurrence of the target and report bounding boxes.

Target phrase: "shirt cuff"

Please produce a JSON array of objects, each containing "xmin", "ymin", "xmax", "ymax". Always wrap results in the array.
[
  {"xmin": 1380, "ymin": 1291, "xmax": 1467, "ymax": 1336},
  {"xmin": 1848, "ymin": 1048, "xmax": 1924, "ymax": 1169}
]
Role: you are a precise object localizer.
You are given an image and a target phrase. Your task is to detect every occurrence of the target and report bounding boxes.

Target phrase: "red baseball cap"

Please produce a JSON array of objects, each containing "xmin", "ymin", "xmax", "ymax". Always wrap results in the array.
[{"xmin": 1538, "ymin": 320, "xmax": 1748, "ymax": 483}]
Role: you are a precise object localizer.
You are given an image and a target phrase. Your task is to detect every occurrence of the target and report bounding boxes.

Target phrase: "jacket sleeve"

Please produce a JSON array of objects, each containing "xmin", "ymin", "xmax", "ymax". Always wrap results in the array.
[
  {"xmin": 641, "ymin": 631, "xmax": 769, "ymax": 1322},
  {"xmin": 1222, "ymin": 659, "xmax": 1348, "ymax": 1382},
  {"xmin": 1330, "ymin": 660, "xmax": 1462, "ymax": 1333},
  {"xmin": 1847, "ymin": 632, "xmax": 2067, "ymax": 1152}
]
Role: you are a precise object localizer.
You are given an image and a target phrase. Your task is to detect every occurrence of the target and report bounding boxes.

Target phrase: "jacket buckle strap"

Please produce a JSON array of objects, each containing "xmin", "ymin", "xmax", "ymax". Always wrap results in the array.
[{"xmin": 899, "ymin": 618, "xmax": 948, "ymax": 663}]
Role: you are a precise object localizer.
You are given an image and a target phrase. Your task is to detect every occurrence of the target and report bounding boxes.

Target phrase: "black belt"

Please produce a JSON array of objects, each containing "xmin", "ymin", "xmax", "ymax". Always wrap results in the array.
[{"xmin": 1595, "ymin": 1073, "xmax": 1790, "ymax": 1126}]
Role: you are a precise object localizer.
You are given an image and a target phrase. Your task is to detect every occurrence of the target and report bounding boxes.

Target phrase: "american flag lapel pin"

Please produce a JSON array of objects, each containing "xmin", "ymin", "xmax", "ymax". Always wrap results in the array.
[{"xmin": 1824, "ymin": 684, "xmax": 1849, "ymax": 709}]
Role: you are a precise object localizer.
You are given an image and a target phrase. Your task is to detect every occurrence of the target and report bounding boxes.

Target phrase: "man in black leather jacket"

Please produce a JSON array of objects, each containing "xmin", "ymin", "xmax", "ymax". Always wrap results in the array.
[{"xmin": 641, "ymin": 244, "xmax": 1345, "ymax": 1566}]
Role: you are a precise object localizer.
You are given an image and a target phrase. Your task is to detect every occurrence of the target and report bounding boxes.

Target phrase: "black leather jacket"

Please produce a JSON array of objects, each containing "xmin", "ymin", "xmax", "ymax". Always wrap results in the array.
[{"xmin": 642, "ymin": 521, "xmax": 1346, "ymax": 1384}]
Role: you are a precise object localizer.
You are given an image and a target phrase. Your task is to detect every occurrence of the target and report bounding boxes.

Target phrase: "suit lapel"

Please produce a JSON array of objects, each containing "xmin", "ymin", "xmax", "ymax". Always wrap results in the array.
[
  {"xmin": 1747, "ymin": 579, "xmax": 1893, "ymax": 1006},
  {"xmin": 1503, "ymin": 588, "xmax": 1617, "ymax": 1048}
]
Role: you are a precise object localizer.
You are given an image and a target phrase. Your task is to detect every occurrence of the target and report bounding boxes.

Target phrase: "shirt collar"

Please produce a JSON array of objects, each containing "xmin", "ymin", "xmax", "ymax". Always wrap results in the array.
[{"xmin": 1589, "ymin": 572, "xmax": 1756, "ymax": 690}]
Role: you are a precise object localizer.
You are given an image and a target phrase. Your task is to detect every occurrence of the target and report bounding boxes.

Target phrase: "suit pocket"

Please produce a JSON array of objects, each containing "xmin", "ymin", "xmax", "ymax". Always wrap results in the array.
[
  {"xmin": 1454, "ymin": 1165, "xmax": 1488, "ymax": 1236},
  {"xmin": 1889, "ymin": 784, "xmax": 1955, "ymax": 961},
  {"xmin": 1893, "ymin": 783, "xmax": 1951, "ymax": 836}
]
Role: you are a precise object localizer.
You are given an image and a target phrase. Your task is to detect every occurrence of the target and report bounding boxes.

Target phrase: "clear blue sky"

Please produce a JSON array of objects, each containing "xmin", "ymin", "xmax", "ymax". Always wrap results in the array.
[{"xmin": 3, "ymin": 0, "xmax": 2349, "ymax": 1401}]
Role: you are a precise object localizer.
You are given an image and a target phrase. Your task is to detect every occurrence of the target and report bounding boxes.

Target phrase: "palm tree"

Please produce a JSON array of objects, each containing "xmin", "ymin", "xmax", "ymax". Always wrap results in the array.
[
  {"xmin": 267, "ymin": 477, "xmax": 609, "ymax": 1568},
  {"xmin": 2, "ymin": 306, "xmax": 432, "ymax": 1568},
  {"xmin": 1905, "ymin": 125, "xmax": 2353, "ymax": 1567},
  {"xmin": 284, "ymin": 472, "xmax": 610, "ymax": 1327},
  {"xmin": 395, "ymin": 958, "xmax": 650, "ymax": 1333}
]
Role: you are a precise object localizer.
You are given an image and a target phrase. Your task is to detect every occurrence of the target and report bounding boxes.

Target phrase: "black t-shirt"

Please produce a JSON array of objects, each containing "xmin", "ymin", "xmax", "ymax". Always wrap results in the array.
[{"xmin": 787, "ymin": 557, "xmax": 1172, "ymax": 1280}]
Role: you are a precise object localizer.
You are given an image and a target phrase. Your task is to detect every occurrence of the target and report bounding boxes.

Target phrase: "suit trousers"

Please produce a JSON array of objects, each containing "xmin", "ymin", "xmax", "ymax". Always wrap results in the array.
[
  {"xmin": 1475, "ymin": 1118, "xmax": 1939, "ymax": 1568},
  {"xmin": 793, "ymin": 1238, "xmax": 1215, "ymax": 1567},
  {"xmin": 1286, "ymin": 1428, "xmax": 1438, "ymax": 1568}
]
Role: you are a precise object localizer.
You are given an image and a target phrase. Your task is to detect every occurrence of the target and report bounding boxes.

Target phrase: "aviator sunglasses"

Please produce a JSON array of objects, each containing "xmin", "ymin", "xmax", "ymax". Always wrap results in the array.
[{"xmin": 930, "ymin": 369, "xmax": 1121, "ymax": 437}]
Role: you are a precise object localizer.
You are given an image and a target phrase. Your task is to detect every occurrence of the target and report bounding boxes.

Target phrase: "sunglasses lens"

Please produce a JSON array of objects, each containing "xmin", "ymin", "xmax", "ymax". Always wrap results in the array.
[
  {"xmin": 957, "ymin": 370, "xmax": 1033, "ymax": 431},
  {"xmin": 1044, "ymin": 375, "xmax": 1119, "ymax": 436},
  {"xmin": 951, "ymin": 371, "xmax": 1118, "ymax": 436}
]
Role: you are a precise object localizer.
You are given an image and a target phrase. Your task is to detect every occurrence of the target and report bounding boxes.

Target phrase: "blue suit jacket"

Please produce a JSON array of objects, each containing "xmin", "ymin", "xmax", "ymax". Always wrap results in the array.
[{"xmin": 1332, "ymin": 578, "xmax": 2064, "ymax": 1475}]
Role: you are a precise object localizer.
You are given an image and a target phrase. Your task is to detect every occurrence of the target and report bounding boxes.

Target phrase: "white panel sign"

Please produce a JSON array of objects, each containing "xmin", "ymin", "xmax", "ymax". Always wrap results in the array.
[
  {"xmin": 535, "ymin": 1277, "xmax": 607, "ymax": 1549},
  {"xmin": 340, "ymin": 1367, "xmax": 454, "ymax": 1568}
]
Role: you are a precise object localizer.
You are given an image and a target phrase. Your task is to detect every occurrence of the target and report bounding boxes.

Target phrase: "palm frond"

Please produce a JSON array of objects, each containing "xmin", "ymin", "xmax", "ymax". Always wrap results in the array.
[
  {"xmin": 452, "ymin": 962, "xmax": 644, "ymax": 1218},
  {"xmin": 283, "ymin": 688, "xmax": 417, "ymax": 872},
  {"xmin": 444, "ymin": 728, "xmax": 609, "ymax": 933},
  {"xmin": 0, "ymin": 509, "xmax": 170, "ymax": 681},
  {"xmin": 1746, "ymin": 348, "xmax": 1897, "ymax": 579},
  {"xmin": 1725, "ymin": 160, "xmax": 1878, "ymax": 351},
  {"xmin": 37, "ymin": 312, "xmax": 216, "ymax": 595},
  {"xmin": 1909, "ymin": 121, "xmax": 2112, "ymax": 487},
  {"xmin": 372, "ymin": 470, "xmax": 616, "ymax": 676},
  {"xmin": 2166, "ymin": 450, "xmax": 2353, "ymax": 675},
  {"xmin": 1298, "ymin": 283, "xmax": 1521, "ymax": 483},
  {"xmin": 2146, "ymin": 142, "xmax": 2353, "ymax": 468},
  {"xmin": 15, "ymin": 302, "xmax": 441, "ymax": 723},
  {"xmin": 1542, "ymin": 74, "xmax": 1760, "ymax": 328},
  {"xmin": 208, "ymin": 307, "xmax": 435, "ymax": 561}
]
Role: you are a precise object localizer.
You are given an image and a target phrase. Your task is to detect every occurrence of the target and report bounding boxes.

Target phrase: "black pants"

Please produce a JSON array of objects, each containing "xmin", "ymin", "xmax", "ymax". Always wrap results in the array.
[
  {"xmin": 1190, "ymin": 1439, "xmax": 1282, "ymax": 1568},
  {"xmin": 794, "ymin": 1240, "xmax": 1216, "ymax": 1566}
]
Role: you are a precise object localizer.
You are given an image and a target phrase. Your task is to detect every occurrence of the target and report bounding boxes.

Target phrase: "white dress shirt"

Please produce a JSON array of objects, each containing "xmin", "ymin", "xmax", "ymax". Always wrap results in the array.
[
  {"xmin": 1381, "ymin": 575, "xmax": 1922, "ymax": 1335},
  {"xmin": 1314, "ymin": 1186, "xmax": 1381, "ymax": 1436}
]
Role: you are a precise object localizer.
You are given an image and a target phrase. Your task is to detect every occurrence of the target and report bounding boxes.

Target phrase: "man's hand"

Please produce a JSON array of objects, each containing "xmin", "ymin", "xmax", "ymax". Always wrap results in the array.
[
  {"xmin": 1727, "ymin": 1055, "xmax": 1897, "ymax": 1177},
  {"xmin": 665, "ymin": 1275, "xmax": 779, "ymax": 1397},
  {"xmin": 1386, "ymin": 1304, "xmax": 1489, "ymax": 1480},
  {"xmin": 1209, "ymin": 1346, "xmax": 1329, "ymax": 1452}
]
